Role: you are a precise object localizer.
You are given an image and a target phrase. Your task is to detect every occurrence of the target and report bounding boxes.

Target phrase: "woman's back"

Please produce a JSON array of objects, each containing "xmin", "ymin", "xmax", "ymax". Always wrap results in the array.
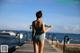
[{"xmin": 34, "ymin": 20, "xmax": 43, "ymax": 35}]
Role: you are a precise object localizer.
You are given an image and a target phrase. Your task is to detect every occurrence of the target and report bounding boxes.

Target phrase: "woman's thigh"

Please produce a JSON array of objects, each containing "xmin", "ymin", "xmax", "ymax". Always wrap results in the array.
[{"xmin": 39, "ymin": 40, "xmax": 44, "ymax": 48}]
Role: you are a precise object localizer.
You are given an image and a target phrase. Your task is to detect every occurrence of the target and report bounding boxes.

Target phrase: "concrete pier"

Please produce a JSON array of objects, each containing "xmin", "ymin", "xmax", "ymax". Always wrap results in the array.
[{"xmin": 14, "ymin": 40, "xmax": 57, "ymax": 53}]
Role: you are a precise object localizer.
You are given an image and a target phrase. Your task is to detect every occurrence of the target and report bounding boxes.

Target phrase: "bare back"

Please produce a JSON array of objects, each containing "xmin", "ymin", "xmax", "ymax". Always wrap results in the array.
[{"xmin": 33, "ymin": 19, "xmax": 44, "ymax": 35}]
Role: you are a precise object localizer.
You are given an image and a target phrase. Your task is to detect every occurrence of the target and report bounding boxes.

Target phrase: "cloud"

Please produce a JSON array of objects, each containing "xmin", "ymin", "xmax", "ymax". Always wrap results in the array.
[
  {"xmin": 0, "ymin": 24, "xmax": 31, "ymax": 30},
  {"xmin": 58, "ymin": 25, "xmax": 80, "ymax": 34},
  {"xmin": 0, "ymin": 24, "xmax": 80, "ymax": 33},
  {"xmin": 49, "ymin": 25, "xmax": 80, "ymax": 34}
]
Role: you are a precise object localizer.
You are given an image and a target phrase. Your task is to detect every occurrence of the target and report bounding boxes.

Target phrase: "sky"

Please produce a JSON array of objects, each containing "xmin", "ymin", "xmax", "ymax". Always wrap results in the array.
[{"xmin": 0, "ymin": 0, "xmax": 80, "ymax": 33}]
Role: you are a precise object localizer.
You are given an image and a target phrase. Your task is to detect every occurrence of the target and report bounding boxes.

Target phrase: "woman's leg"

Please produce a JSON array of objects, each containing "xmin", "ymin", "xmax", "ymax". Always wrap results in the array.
[
  {"xmin": 33, "ymin": 41, "xmax": 38, "ymax": 53},
  {"xmin": 39, "ymin": 40, "xmax": 44, "ymax": 53}
]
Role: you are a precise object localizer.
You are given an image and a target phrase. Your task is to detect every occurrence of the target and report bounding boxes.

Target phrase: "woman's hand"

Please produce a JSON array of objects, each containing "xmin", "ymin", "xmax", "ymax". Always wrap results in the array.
[{"xmin": 44, "ymin": 24, "xmax": 53, "ymax": 32}]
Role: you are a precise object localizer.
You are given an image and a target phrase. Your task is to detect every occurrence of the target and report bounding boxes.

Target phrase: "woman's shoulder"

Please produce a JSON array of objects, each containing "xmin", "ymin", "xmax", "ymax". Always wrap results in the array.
[
  {"xmin": 32, "ymin": 20, "xmax": 36, "ymax": 24},
  {"xmin": 41, "ymin": 21, "xmax": 45, "ymax": 25}
]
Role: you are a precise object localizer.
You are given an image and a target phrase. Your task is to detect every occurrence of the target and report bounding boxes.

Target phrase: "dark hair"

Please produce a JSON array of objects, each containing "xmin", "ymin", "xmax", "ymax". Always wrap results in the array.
[{"xmin": 36, "ymin": 11, "xmax": 42, "ymax": 18}]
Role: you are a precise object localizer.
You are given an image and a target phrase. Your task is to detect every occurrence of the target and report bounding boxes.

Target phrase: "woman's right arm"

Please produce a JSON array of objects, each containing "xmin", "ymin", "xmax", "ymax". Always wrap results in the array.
[
  {"xmin": 42, "ymin": 24, "xmax": 52, "ymax": 33},
  {"xmin": 42, "ymin": 23, "xmax": 47, "ymax": 33}
]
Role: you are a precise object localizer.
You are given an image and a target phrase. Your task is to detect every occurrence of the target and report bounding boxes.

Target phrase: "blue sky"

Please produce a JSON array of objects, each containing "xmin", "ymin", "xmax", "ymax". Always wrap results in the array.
[{"xmin": 0, "ymin": 0, "xmax": 80, "ymax": 33}]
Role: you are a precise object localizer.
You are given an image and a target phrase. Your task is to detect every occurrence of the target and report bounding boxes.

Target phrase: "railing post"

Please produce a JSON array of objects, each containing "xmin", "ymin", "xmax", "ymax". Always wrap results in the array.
[
  {"xmin": 63, "ymin": 36, "xmax": 65, "ymax": 53},
  {"xmin": 63, "ymin": 35, "xmax": 69, "ymax": 53}
]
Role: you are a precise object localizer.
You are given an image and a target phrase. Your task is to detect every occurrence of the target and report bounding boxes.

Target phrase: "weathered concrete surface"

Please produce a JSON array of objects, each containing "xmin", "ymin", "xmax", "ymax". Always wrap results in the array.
[{"xmin": 14, "ymin": 40, "xmax": 57, "ymax": 53}]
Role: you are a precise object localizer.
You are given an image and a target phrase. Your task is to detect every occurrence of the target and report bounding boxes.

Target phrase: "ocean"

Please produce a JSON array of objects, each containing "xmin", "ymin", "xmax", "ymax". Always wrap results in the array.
[{"xmin": 0, "ymin": 30, "xmax": 80, "ymax": 45}]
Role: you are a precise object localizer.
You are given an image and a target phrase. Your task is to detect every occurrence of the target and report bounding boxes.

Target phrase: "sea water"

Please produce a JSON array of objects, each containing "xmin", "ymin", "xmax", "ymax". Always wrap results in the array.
[{"xmin": 0, "ymin": 30, "xmax": 80, "ymax": 44}]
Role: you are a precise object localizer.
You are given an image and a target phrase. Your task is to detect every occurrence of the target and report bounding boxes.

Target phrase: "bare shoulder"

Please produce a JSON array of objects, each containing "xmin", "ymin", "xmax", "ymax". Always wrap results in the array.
[{"xmin": 32, "ymin": 20, "xmax": 36, "ymax": 25}]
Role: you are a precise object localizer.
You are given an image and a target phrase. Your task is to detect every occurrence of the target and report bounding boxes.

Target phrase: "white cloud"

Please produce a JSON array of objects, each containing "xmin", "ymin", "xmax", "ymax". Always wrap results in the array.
[
  {"xmin": 49, "ymin": 25, "xmax": 80, "ymax": 34},
  {"xmin": 0, "ymin": 24, "xmax": 80, "ymax": 34},
  {"xmin": 0, "ymin": 24, "xmax": 31, "ymax": 30},
  {"xmin": 57, "ymin": 25, "xmax": 80, "ymax": 34}
]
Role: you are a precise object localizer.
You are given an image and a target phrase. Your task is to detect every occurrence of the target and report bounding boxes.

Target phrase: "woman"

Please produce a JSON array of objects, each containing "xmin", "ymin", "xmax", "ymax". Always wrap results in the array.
[{"xmin": 32, "ymin": 11, "xmax": 47, "ymax": 53}]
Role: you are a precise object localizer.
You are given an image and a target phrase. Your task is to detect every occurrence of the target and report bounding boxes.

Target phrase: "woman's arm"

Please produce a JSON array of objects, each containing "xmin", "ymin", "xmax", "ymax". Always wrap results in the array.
[
  {"xmin": 42, "ymin": 24, "xmax": 53, "ymax": 33},
  {"xmin": 42, "ymin": 24, "xmax": 46, "ymax": 33}
]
